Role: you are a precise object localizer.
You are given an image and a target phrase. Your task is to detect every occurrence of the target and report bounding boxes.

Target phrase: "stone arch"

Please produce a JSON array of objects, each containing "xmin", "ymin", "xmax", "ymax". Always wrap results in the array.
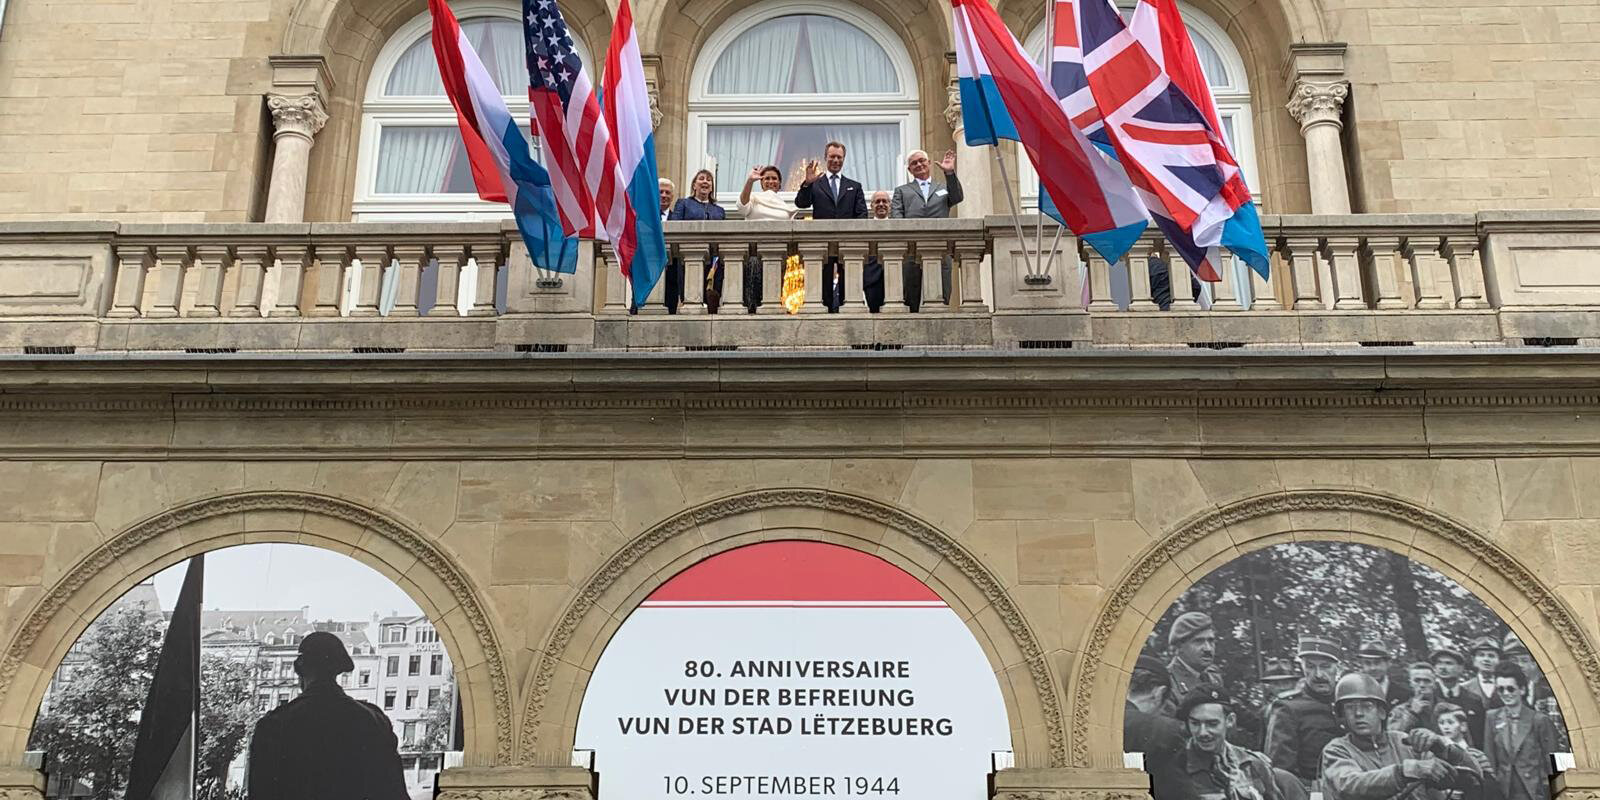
[
  {"xmin": 280, "ymin": 0, "xmax": 612, "ymax": 220},
  {"xmin": 516, "ymin": 488, "xmax": 1068, "ymax": 767},
  {"xmin": 1070, "ymin": 489, "xmax": 1600, "ymax": 768},
  {"xmin": 0, "ymin": 491, "xmax": 517, "ymax": 765}
]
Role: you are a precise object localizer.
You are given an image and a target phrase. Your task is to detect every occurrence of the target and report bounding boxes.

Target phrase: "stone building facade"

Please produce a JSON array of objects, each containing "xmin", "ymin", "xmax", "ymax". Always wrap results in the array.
[{"xmin": 3, "ymin": 0, "xmax": 1600, "ymax": 798}]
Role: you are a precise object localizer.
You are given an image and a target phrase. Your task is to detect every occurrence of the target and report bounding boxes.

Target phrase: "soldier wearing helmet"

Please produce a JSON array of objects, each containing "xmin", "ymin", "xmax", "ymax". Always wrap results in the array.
[
  {"xmin": 1264, "ymin": 635, "xmax": 1345, "ymax": 792},
  {"xmin": 1320, "ymin": 672, "xmax": 1483, "ymax": 800}
]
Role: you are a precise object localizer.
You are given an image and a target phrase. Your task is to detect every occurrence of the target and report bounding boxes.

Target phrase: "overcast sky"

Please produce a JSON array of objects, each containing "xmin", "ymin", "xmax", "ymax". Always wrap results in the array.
[{"xmin": 150, "ymin": 543, "xmax": 424, "ymax": 621}]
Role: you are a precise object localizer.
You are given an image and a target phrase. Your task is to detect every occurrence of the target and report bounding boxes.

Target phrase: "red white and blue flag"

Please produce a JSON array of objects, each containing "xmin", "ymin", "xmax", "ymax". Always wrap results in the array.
[
  {"xmin": 951, "ymin": 0, "xmax": 1147, "ymax": 263},
  {"xmin": 428, "ymin": 0, "xmax": 577, "ymax": 272},
  {"xmin": 1074, "ymin": 0, "xmax": 1269, "ymax": 279},
  {"xmin": 599, "ymin": 0, "xmax": 668, "ymax": 306},
  {"xmin": 524, "ymin": 0, "xmax": 631, "ymax": 246}
]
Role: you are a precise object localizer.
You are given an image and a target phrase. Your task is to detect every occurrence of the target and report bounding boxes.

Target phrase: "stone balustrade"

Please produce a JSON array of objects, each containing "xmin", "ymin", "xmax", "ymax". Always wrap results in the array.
[{"xmin": 1, "ymin": 210, "xmax": 1597, "ymax": 353}]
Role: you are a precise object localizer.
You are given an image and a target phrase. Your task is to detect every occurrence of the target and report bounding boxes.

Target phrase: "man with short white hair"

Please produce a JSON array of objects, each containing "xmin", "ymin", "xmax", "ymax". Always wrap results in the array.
[
  {"xmin": 658, "ymin": 178, "xmax": 675, "ymax": 221},
  {"xmin": 890, "ymin": 149, "xmax": 962, "ymax": 310}
]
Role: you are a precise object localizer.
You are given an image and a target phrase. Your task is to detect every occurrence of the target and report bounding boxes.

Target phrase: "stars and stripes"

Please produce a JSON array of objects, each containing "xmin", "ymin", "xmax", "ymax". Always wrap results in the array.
[{"xmin": 523, "ymin": 0, "xmax": 630, "ymax": 244}]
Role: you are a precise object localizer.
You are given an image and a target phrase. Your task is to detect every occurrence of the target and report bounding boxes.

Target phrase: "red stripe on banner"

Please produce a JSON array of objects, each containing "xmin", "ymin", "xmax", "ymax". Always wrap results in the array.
[
  {"xmin": 428, "ymin": 0, "xmax": 506, "ymax": 203},
  {"xmin": 1122, "ymin": 123, "xmax": 1213, "ymax": 146},
  {"xmin": 1093, "ymin": 43, "xmax": 1162, "ymax": 112},
  {"xmin": 530, "ymin": 88, "xmax": 592, "ymax": 235},
  {"xmin": 647, "ymin": 541, "xmax": 945, "ymax": 603}
]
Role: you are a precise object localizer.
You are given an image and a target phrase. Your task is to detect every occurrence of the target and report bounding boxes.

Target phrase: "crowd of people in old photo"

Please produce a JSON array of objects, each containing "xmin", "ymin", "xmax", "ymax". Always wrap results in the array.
[{"xmin": 1127, "ymin": 612, "xmax": 1569, "ymax": 800}]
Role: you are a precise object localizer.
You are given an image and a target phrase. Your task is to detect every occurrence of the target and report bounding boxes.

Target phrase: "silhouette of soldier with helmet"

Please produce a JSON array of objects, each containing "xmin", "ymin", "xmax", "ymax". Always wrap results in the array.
[{"xmin": 247, "ymin": 631, "xmax": 409, "ymax": 800}]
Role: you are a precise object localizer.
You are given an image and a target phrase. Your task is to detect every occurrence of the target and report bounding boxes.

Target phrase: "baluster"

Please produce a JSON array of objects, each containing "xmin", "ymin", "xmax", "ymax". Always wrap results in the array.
[
  {"xmin": 881, "ymin": 241, "xmax": 906, "ymax": 313},
  {"xmin": 1126, "ymin": 236, "xmax": 1159, "ymax": 312},
  {"xmin": 921, "ymin": 243, "xmax": 951, "ymax": 313},
  {"xmin": 271, "ymin": 244, "xmax": 309, "ymax": 316},
  {"xmin": 722, "ymin": 242, "xmax": 745, "ymax": 314},
  {"xmin": 1167, "ymin": 247, "xmax": 1202, "ymax": 311},
  {"xmin": 1321, "ymin": 236, "xmax": 1366, "ymax": 310},
  {"xmin": 108, "ymin": 244, "xmax": 153, "ymax": 318},
  {"xmin": 1084, "ymin": 242, "xmax": 1116, "ymax": 311},
  {"xmin": 680, "ymin": 242, "xmax": 707, "ymax": 314},
  {"xmin": 1363, "ymin": 234, "xmax": 1407, "ymax": 309},
  {"xmin": 389, "ymin": 244, "xmax": 427, "ymax": 317},
  {"xmin": 309, "ymin": 244, "xmax": 347, "ymax": 317},
  {"xmin": 1211, "ymin": 256, "xmax": 1242, "ymax": 311},
  {"xmin": 838, "ymin": 242, "xmax": 868, "ymax": 312},
  {"xmin": 597, "ymin": 242, "xmax": 629, "ymax": 314},
  {"xmin": 148, "ymin": 244, "xmax": 190, "ymax": 318},
  {"xmin": 430, "ymin": 243, "xmax": 467, "ymax": 317},
  {"xmin": 1443, "ymin": 234, "xmax": 1488, "ymax": 309},
  {"xmin": 1282, "ymin": 235, "xmax": 1326, "ymax": 310},
  {"xmin": 1250, "ymin": 256, "xmax": 1284, "ymax": 311},
  {"xmin": 229, "ymin": 245, "xmax": 270, "ymax": 317},
  {"xmin": 189, "ymin": 244, "xmax": 229, "ymax": 318},
  {"xmin": 1404, "ymin": 235, "xmax": 1450, "ymax": 310},
  {"xmin": 469, "ymin": 244, "xmax": 500, "ymax": 316},
  {"xmin": 955, "ymin": 240, "xmax": 988, "ymax": 312},
  {"xmin": 756, "ymin": 240, "xmax": 789, "ymax": 314},
  {"xmin": 795, "ymin": 241, "xmax": 830, "ymax": 313},
  {"xmin": 350, "ymin": 244, "xmax": 388, "ymax": 317},
  {"xmin": 642, "ymin": 249, "xmax": 669, "ymax": 314}
]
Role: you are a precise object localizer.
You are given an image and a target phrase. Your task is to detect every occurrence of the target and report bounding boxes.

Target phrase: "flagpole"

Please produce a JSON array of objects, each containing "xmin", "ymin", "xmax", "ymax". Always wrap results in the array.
[
  {"xmin": 990, "ymin": 146, "xmax": 1036, "ymax": 276},
  {"xmin": 1036, "ymin": 0, "xmax": 1055, "ymax": 268}
]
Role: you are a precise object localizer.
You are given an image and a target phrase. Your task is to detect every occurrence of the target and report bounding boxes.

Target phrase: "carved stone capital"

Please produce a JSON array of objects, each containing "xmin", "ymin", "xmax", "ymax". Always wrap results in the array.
[
  {"xmin": 646, "ymin": 80, "xmax": 663, "ymax": 131},
  {"xmin": 267, "ymin": 92, "xmax": 329, "ymax": 141},
  {"xmin": 944, "ymin": 79, "xmax": 963, "ymax": 131},
  {"xmin": 1286, "ymin": 80, "xmax": 1348, "ymax": 132}
]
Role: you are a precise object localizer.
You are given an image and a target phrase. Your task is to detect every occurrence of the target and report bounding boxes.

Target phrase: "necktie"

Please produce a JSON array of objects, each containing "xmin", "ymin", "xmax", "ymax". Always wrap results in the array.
[
  {"xmin": 920, "ymin": 180, "xmax": 930, "ymax": 200},
  {"xmin": 830, "ymin": 174, "xmax": 839, "ymax": 198}
]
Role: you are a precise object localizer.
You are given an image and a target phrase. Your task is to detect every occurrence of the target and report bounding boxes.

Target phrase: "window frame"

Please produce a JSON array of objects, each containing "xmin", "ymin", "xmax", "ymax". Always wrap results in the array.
[
  {"xmin": 685, "ymin": 0, "xmax": 922, "ymax": 205},
  {"xmin": 1016, "ymin": 2, "xmax": 1260, "ymax": 209},
  {"xmin": 353, "ymin": 1, "xmax": 589, "ymax": 220}
]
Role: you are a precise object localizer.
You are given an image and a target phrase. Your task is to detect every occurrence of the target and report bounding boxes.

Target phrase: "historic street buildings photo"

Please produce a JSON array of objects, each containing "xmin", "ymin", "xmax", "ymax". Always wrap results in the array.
[{"xmin": 3, "ymin": 0, "xmax": 1600, "ymax": 797}]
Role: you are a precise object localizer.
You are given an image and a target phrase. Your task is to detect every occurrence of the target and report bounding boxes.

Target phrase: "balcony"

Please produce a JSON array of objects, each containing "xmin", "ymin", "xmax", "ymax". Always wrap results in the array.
[{"xmin": 0, "ymin": 211, "xmax": 1597, "ymax": 354}]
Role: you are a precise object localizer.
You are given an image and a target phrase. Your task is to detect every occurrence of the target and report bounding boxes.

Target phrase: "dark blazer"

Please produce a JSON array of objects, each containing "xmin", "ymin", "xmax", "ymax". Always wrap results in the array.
[
  {"xmin": 795, "ymin": 172, "xmax": 867, "ymax": 219},
  {"xmin": 1437, "ymin": 681, "xmax": 1488, "ymax": 747},
  {"xmin": 1484, "ymin": 703, "xmax": 1560, "ymax": 800},
  {"xmin": 247, "ymin": 680, "xmax": 408, "ymax": 800}
]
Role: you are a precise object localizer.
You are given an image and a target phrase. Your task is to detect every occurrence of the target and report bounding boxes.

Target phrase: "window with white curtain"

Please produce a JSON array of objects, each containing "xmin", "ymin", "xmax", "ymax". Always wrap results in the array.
[
  {"xmin": 1016, "ymin": 2, "xmax": 1258, "ymax": 210},
  {"xmin": 687, "ymin": 1, "xmax": 920, "ymax": 204},
  {"xmin": 354, "ymin": 2, "xmax": 592, "ymax": 220}
]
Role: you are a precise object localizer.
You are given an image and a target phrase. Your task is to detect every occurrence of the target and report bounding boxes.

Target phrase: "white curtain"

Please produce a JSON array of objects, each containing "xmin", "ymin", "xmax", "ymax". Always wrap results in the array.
[
  {"xmin": 802, "ymin": 16, "xmax": 898, "ymax": 93},
  {"xmin": 707, "ymin": 16, "xmax": 803, "ymax": 94},
  {"xmin": 707, "ymin": 126, "xmax": 782, "ymax": 187},
  {"xmin": 824, "ymin": 124, "xmax": 899, "ymax": 193},
  {"xmin": 1186, "ymin": 24, "xmax": 1230, "ymax": 88},
  {"xmin": 375, "ymin": 127, "xmax": 456, "ymax": 193},
  {"xmin": 385, "ymin": 17, "xmax": 524, "ymax": 96}
]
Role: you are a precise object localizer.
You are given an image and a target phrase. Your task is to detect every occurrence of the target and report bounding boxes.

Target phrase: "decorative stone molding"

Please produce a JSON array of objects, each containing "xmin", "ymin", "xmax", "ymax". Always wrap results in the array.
[
  {"xmin": 0, "ymin": 491, "xmax": 517, "ymax": 764},
  {"xmin": 1068, "ymin": 489, "xmax": 1600, "ymax": 767},
  {"xmin": 1286, "ymin": 80, "xmax": 1348, "ymax": 132},
  {"xmin": 438, "ymin": 792, "xmax": 587, "ymax": 800},
  {"xmin": 517, "ymin": 488, "xmax": 1067, "ymax": 766},
  {"xmin": 267, "ymin": 92, "xmax": 329, "ymax": 142},
  {"xmin": 944, "ymin": 79, "xmax": 963, "ymax": 131},
  {"xmin": 647, "ymin": 80, "xmax": 663, "ymax": 131}
]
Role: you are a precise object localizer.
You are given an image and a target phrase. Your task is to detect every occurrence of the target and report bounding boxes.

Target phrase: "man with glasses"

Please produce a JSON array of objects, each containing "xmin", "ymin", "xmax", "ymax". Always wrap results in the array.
[
  {"xmin": 1484, "ymin": 662, "xmax": 1560, "ymax": 800},
  {"xmin": 1265, "ymin": 635, "xmax": 1345, "ymax": 793},
  {"xmin": 1321, "ymin": 673, "xmax": 1481, "ymax": 800}
]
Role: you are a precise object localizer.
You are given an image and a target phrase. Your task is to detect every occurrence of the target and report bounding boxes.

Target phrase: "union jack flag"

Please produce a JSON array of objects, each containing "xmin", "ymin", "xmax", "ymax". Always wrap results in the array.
[
  {"xmin": 1073, "ymin": 0, "xmax": 1266, "ymax": 278},
  {"xmin": 523, "ymin": 0, "xmax": 629, "ymax": 242}
]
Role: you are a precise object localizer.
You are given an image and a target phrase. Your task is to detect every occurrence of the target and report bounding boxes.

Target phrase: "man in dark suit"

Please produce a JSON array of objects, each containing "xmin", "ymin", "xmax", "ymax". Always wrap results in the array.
[
  {"xmin": 890, "ymin": 149, "xmax": 962, "ymax": 310},
  {"xmin": 795, "ymin": 141, "xmax": 866, "ymax": 311},
  {"xmin": 1484, "ymin": 662, "xmax": 1560, "ymax": 800},
  {"xmin": 1433, "ymin": 642, "xmax": 1487, "ymax": 747}
]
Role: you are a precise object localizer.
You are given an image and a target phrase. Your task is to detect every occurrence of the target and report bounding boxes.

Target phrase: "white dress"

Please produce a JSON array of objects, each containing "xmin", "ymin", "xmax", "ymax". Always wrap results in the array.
[{"xmin": 739, "ymin": 189, "xmax": 796, "ymax": 221}]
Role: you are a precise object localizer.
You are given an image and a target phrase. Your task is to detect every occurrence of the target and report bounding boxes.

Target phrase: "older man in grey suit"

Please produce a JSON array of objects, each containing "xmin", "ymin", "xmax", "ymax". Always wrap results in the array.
[{"xmin": 890, "ymin": 149, "xmax": 963, "ymax": 310}]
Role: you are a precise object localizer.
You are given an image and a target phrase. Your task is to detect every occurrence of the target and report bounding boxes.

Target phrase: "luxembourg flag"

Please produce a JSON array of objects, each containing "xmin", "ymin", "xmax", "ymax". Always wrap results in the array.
[
  {"xmin": 951, "ymin": 0, "xmax": 1147, "ymax": 263},
  {"xmin": 428, "ymin": 0, "xmax": 577, "ymax": 272},
  {"xmin": 600, "ymin": 0, "xmax": 668, "ymax": 307}
]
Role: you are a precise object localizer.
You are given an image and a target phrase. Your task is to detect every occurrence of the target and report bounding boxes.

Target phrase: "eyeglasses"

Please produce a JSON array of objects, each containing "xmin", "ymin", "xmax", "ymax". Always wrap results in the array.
[{"xmin": 1496, "ymin": 685, "xmax": 1523, "ymax": 693}]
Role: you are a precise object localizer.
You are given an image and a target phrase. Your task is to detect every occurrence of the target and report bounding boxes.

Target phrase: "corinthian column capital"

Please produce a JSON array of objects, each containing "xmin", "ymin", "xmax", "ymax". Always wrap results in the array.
[
  {"xmin": 944, "ymin": 79, "xmax": 963, "ymax": 131},
  {"xmin": 267, "ymin": 92, "xmax": 329, "ymax": 141},
  {"xmin": 1286, "ymin": 78, "xmax": 1348, "ymax": 133}
]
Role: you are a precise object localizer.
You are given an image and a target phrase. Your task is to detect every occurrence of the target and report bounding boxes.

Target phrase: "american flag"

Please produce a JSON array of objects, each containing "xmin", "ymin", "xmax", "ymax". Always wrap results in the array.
[{"xmin": 523, "ymin": 0, "xmax": 628, "ymax": 241}]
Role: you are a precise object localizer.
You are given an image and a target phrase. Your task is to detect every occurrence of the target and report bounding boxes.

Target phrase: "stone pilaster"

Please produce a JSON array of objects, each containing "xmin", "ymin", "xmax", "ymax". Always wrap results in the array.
[
  {"xmin": 0, "ymin": 766, "xmax": 45, "ymax": 800},
  {"xmin": 1553, "ymin": 769, "xmax": 1600, "ymax": 800},
  {"xmin": 264, "ymin": 55, "xmax": 334, "ymax": 223},
  {"xmin": 1285, "ymin": 44, "xmax": 1352, "ymax": 215},
  {"xmin": 435, "ymin": 766, "xmax": 595, "ymax": 800},
  {"xmin": 992, "ymin": 767, "xmax": 1151, "ymax": 800}
]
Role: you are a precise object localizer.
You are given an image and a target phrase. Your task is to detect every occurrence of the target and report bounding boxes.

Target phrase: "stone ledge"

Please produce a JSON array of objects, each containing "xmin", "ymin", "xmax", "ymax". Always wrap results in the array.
[
  {"xmin": 993, "ymin": 767, "xmax": 1151, "ymax": 797},
  {"xmin": 437, "ymin": 765, "xmax": 595, "ymax": 799}
]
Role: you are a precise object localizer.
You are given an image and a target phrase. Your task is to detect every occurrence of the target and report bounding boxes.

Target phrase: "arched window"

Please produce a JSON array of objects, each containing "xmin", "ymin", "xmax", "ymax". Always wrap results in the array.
[
  {"xmin": 1017, "ymin": 3, "xmax": 1257, "ymax": 209},
  {"xmin": 353, "ymin": 2, "xmax": 592, "ymax": 220},
  {"xmin": 687, "ymin": 1, "xmax": 920, "ymax": 202}
]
